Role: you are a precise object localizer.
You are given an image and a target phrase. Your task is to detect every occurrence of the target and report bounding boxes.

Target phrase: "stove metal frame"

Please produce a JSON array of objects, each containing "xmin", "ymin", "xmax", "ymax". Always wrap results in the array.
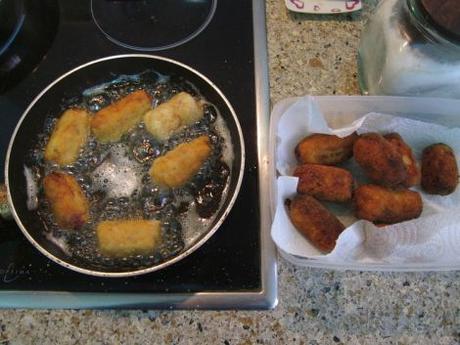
[{"xmin": 0, "ymin": 0, "xmax": 277, "ymax": 310}]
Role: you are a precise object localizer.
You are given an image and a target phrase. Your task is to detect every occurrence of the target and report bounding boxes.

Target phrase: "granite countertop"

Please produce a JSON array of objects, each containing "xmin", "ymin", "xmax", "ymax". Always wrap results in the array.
[{"xmin": 1, "ymin": 1, "xmax": 459, "ymax": 344}]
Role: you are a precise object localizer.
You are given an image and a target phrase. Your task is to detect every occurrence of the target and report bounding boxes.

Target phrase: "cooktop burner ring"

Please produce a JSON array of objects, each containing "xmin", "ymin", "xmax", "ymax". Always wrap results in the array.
[
  {"xmin": 0, "ymin": 0, "xmax": 59, "ymax": 94},
  {"xmin": 91, "ymin": 0, "xmax": 217, "ymax": 51}
]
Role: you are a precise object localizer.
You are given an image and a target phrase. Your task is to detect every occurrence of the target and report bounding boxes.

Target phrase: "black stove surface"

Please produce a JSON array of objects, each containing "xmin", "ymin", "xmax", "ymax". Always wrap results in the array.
[{"xmin": 0, "ymin": 0, "xmax": 261, "ymax": 294}]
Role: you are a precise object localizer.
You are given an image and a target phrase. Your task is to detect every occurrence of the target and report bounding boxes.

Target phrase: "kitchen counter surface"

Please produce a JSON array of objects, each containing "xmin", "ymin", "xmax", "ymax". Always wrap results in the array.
[{"xmin": 1, "ymin": 1, "xmax": 459, "ymax": 344}]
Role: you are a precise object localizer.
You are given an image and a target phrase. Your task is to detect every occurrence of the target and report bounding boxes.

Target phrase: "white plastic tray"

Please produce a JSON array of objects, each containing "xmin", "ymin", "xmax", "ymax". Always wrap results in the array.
[{"xmin": 269, "ymin": 95, "xmax": 460, "ymax": 271}]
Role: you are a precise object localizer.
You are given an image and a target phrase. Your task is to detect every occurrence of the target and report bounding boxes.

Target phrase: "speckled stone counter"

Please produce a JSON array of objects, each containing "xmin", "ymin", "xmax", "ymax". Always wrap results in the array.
[{"xmin": 0, "ymin": 1, "xmax": 459, "ymax": 344}]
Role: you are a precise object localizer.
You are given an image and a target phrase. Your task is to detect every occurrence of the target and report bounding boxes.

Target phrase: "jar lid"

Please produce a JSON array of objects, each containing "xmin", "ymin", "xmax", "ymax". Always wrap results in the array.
[{"xmin": 420, "ymin": 0, "xmax": 460, "ymax": 40}]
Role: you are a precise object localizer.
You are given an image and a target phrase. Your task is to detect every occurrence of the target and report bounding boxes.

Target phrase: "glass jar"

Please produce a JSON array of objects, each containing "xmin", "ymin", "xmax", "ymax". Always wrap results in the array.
[{"xmin": 358, "ymin": 0, "xmax": 460, "ymax": 98}]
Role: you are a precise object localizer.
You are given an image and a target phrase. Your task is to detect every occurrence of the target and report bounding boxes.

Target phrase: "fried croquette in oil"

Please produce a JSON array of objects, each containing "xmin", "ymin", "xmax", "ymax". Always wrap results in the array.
[
  {"xmin": 421, "ymin": 143, "xmax": 459, "ymax": 195},
  {"xmin": 96, "ymin": 219, "xmax": 162, "ymax": 257},
  {"xmin": 44, "ymin": 108, "xmax": 90, "ymax": 166},
  {"xmin": 353, "ymin": 133, "xmax": 407, "ymax": 187},
  {"xmin": 354, "ymin": 184, "xmax": 422, "ymax": 224},
  {"xmin": 295, "ymin": 132, "xmax": 358, "ymax": 165},
  {"xmin": 43, "ymin": 172, "xmax": 89, "ymax": 230},
  {"xmin": 293, "ymin": 164, "xmax": 353, "ymax": 202},
  {"xmin": 287, "ymin": 194, "xmax": 345, "ymax": 252},
  {"xmin": 91, "ymin": 90, "xmax": 151, "ymax": 143},
  {"xmin": 384, "ymin": 133, "xmax": 420, "ymax": 187},
  {"xmin": 150, "ymin": 135, "xmax": 212, "ymax": 188},
  {"xmin": 144, "ymin": 92, "xmax": 203, "ymax": 141}
]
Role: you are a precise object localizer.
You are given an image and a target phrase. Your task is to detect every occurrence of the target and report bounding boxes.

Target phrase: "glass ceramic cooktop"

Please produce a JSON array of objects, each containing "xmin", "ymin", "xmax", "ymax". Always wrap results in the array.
[{"xmin": 0, "ymin": 0, "xmax": 276, "ymax": 309}]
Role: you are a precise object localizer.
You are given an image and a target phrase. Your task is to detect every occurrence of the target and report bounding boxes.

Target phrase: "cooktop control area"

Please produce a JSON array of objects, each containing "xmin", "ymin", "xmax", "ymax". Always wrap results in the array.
[{"xmin": 0, "ymin": 0, "xmax": 276, "ymax": 308}]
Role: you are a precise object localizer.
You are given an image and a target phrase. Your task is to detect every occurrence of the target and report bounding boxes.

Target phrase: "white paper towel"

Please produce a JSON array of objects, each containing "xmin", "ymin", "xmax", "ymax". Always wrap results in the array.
[{"xmin": 271, "ymin": 96, "xmax": 460, "ymax": 266}]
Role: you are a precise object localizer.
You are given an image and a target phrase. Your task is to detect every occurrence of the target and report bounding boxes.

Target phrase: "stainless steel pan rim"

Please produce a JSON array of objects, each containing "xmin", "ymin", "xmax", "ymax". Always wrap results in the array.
[{"xmin": 5, "ymin": 54, "xmax": 246, "ymax": 278}]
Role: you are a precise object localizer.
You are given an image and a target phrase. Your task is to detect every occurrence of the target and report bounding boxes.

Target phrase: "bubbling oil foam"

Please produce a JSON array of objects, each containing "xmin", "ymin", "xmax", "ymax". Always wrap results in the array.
[
  {"xmin": 24, "ymin": 166, "xmax": 38, "ymax": 210},
  {"xmin": 91, "ymin": 143, "xmax": 144, "ymax": 199},
  {"xmin": 212, "ymin": 107, "xmax": 234, "ymax": 167},
  {"xmin": 27, "ymin": 70, "xmax": 236, "ymax": 271}
]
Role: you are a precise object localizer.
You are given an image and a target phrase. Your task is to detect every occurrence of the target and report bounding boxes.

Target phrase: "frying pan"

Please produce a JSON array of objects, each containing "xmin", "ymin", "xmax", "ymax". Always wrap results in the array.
[{"xmin": 3, "ymin": 55, "xmax": 245, "ymax": 277}]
